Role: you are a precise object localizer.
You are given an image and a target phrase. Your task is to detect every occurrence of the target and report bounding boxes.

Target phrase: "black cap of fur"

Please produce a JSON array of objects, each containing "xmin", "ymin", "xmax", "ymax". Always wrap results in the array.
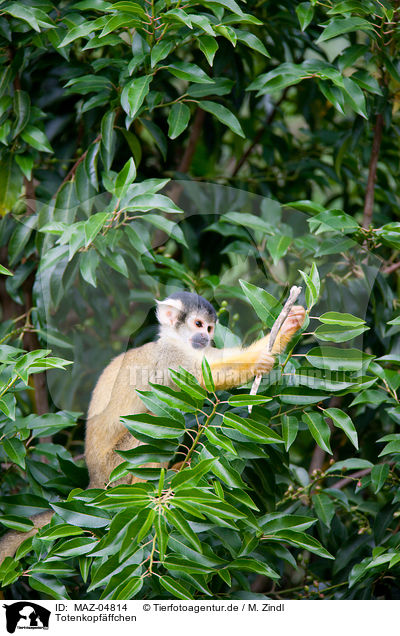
[{"xmin": 167, "ymin": 291, "xmax": 217, "ymax": 325}]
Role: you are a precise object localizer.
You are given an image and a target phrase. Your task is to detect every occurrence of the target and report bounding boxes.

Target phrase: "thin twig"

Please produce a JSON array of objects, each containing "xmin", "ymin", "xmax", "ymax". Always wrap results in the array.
[
  {"xmin": 231, "ymin": 88, "xmax": 290, "ymax": 177},
  {"xmin": 332, "ymin": 468, "xmax": 372, "ymax": 490},
  {"xmin": 383, "ymin": 261, "xmax": 400, "ymax": 275},
  {"xmin": 248, "ymin": 285, "xmax": 302, "ymax": 412},
  {"xmin": 362, "ymin": 113, "xmax": 384, "ymax": 229},
  {"xmin": 53, "ymin": 133, "xmax": 102, "ymax": 200}
]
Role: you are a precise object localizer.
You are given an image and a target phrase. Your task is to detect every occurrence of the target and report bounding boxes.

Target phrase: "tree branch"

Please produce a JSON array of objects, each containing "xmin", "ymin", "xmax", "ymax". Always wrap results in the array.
[
  {"xmin": 231, "ymin": 88, "xmax": 289, "ymax": 178},
  {"xmin": 166, "ymin": 107, "xmax": 205, "ymax": 206},
  {"xmin": 382, "ymin": 261, "xmax": 400, "ymax": 275},
  {"xmin": 53, "ymin": 133, "xmax": 102, "ymax": 199},
  {"xmin": 23, "ymin": 272, "xmax": 49, "ymax": 416},
  {"xmin": 331, "ymin": 468, "xmax": 372, "ymax": 490},
  {"xmin": 362, "ymin": 113, "xmax": 384, "ymax": 229},
  {"xmin": 248, "ymin": 285, "xmax": 302, "ymax": 413}
]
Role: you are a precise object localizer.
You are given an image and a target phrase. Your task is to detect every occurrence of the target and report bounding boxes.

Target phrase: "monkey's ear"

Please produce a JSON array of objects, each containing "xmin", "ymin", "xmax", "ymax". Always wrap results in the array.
[{"xmin": 156, "ymin": 298, "xmax": 183, "ymax": 327}]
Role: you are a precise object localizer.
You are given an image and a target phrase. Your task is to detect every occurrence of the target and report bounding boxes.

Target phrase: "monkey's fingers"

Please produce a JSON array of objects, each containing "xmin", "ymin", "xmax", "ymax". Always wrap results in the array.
[{"xmin": 282, "ymin": 305, "xmax": 306, "ymax": 335}]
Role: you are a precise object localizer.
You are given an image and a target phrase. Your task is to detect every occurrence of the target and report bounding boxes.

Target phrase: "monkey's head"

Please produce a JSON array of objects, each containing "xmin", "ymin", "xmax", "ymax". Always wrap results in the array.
[{"xmin": 156, "ymin": 291, "xmax": 217, "ymax": 350}]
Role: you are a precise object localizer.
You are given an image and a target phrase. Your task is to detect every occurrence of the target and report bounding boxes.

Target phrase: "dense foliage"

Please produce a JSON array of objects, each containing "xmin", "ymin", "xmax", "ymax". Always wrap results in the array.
[{"xmin": 0, "ymin": 0, "xmax": 400, "ymax": 600}]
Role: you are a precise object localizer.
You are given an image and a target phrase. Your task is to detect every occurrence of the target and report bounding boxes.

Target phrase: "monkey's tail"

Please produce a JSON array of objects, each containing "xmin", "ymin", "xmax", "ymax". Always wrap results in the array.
[{"xmin": 0, "ymin": 510, "xmax": 53, "ymax": 563}]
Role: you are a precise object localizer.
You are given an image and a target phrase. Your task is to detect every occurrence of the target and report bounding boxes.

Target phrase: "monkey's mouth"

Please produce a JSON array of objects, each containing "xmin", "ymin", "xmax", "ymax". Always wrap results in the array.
[{"xmin": 191, "ymin": 334, "xmax": 209, "ymax": 349}]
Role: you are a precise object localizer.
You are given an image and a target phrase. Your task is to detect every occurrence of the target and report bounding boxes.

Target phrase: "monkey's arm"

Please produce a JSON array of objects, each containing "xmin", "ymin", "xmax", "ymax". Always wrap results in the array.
[{"xmin": 203, "ymin": 305, "xmax": 305, "ymax": 391}]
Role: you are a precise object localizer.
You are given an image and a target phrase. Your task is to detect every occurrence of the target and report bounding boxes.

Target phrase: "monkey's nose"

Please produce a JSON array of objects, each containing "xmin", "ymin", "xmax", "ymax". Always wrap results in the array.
[{"xmin": 191, "ymin": 333, "xmax": 209, "ymax": 349}]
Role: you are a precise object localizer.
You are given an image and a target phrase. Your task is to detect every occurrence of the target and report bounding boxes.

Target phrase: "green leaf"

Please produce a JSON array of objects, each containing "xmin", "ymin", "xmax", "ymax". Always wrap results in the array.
[
  {"xmin": 169, "ymin": 62, "xmax": 213, "ymax": 84},
  {"xmin": 342, "ymin": 76, "xmax": 367, "ymax": 119},
  {"xmin": 314, "ymin": 324, "xmax": 368, "ymax": 342},
  {"xmin": 50, "ymin": 501, "xmax": 110, "ymax": 528},
  {"xmin": 3, "ymin": 437, "xmax": 26, "ymax": 468},
  {"xmin": 296, "ymin": 2, "xmax": 314, "ymax": 30},
  {"xmin": 198, "ymin": 35, "xmax": 218, "ymax": 65},
  {"xmin": 39, "ymin": 524, "xmax": 84, "ymax": 540},
  {"xmin": 223, "ymin": 211, "xmax": 273, "ymax": 234},
  {"xmin": 266, "ymin": 530, "xmax": 334, "ymax": 559},
  {"xmin": 371, "ymin": 463, "xmax": 389, "ymax": 493},
  {"xmin": 308, "ymin": 209, "xmax": 359, "ymax": 235},
  {"xmin": 4, "ymin": 3, "xmax": 43, "ymax": 31},
  {"xmin": 58, "ymin": 21, "xmax": 99, "ymax": 47},
  {"xmin": 317, "ymin": 17, "xmax": 374, "ymax": 43},
  {"xmin": 351, "ymin": 70, "xmax": 382, "ymax": 96},
  {"xmin": 299, "ymin": 266, "xmax": 319, "ymax": 309},
  {"xmin": 160, "ymin": 575, "xmax": 193, "ymax": 599},
  {"xmin": 303, "ymin": 412, "xmax": 332, "ymax": 454},
  {"xmin": 0, "ymin": 158, "xmax": 23, "ymax": 215},
  {"xmin": 49, "ymin": 537, "xmax": 97, "ymax": 558},
  {"xmin": 122, "ymin": 413, "xmax": 185, "ymax": 438},
  {"xmin": 140, "ymin": 119, "xmax": 167, "ymax": 159},
  {"xmin": 171, "ymin": 458, "xmax": 217, "ymax": 489},
  {"xmin": 112, "ymin": 576, "xmax": 143, "ymax": 600},
  {"xmin": 227, "ymin": 394, "xmax": 272, "ymax": 406},
  {"xmin": 326, "ymin": 458, "xmax": 373, "ymax": 474},
  {"xmin": 13, "ymin": 90, "xmax": 30, "ymax": 138},
  {"xmin": 0, "ymin": 264, "xmax": 13, "ymax": 276},
  {"xmin": 29, "ymin": 575, "xmax": 70, "ymax": 600},
  {"xmin": 109, "ymin": 2, "xmax": 146, "ymax": 17},
  {"xmin": 204, "ymin": 0, "xmax": 245, "ymax": 16},
  {"xmin": 282, "ymin": 415, "xmax": 299, "ymax": 451},
  {"xmin": 202, "ymin": 357, "xmax": 215, "ymax": 393},
  {"xmin": 84, "ymin": 212, "xmax": 109, "ymax": 246},
  {"xmin": 305, "ymin": 347, "xmax": 374, "ymax": 372},
  {"xmin": 165, "ymin": 508, "xmax": 202, "ymax": 552},
  {"xmin": 0, "ymin": 514, "xmax": 34, "ymax": 532},
  {"xmin": 169, "ymin": 367, "xmax": 207, "ymax": 400},
  {"xmin": 260, "ymin": 513, "xmax": 317, "ymax": 533},
  {"xmin": 103, "ymin": 252, "xmax": 129, "ymax": 277},
  {"xmin": 235, "ymin": 30, "xmax": 269, "ymax": 57},
  {"xmin": 204, "ymin": 428, "xmax": 237, "ymax": 455},
  {"xmin": 312, "ymin": 493, "xmax": 335, "ymax": 528},
  {"xmin": 115, "ymin": 157, "xmax": 137, "ymax": 195},
  {"xmin": 267, "ymin": 235, "xmax": 291, "ymax": 265},
  {"xmin": 143, "ymin": 214, "xmax": 188, "ymax": 247},
  {"xmin": 324, "ymin": 407, "xmax": 358, "ymax": 449},
  {"xmin": 21, "ymin": 125, "xmax": 53, "ymax": 153},
  {"xmin": 1, "ymin": 396, "xmax": 21, "ymax": 423},
  {"xmin": 151, "ymin": 40, "xmax": 174, "ymax": 68},
  {"xmin": 15, "ymin": 154, "xmax": 34, "ymax": 180},
  {"xmin": 318, "ymin": 312, "xmax": 366, "ymax": 327},
  {"xmin": 239, "ymin": 280, "xmax": 281, "ymax": 328},
  {"xmin": 168, "ymin": 102, "xmax": 191, "ymax": 139},
  {"xmin": 198, "ymin": 100, "xmax": 245, "ymax": 138},
  {"xmin": 121, "ymin": 75, "xmax": 152, "ymax": 119},
  {"xmin": 229, "ymin": 557, "xmax": 279, "ymax": 579},
  {"xmin": 379, "ymin": 440, "xmax": 400, "ymax": 457},
  {"xmin": 223, "ymin": 412, "xmax": 284, "ymax": 444},
  {"xmin": 80, "ymin": 249, "xmax": 100, "ymax": 287}
]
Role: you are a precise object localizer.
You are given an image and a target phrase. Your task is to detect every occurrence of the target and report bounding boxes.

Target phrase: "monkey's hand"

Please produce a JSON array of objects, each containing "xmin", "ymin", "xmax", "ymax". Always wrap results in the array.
[
  {"xmin": 268, "ymin": 305, "xmax": 306, "ymax": 356},
  {"xmin": 281, "ymin": 305, "xmax": 306, "ymax": 337}
]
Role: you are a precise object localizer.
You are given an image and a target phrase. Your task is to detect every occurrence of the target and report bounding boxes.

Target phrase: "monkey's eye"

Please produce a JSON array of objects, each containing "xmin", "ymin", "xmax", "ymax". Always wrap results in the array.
[
  {"xmin": 207, "ymin": 325, "xmax": 213, "ymax": 333},
  {"xmin": 195, "ymin": 320, "xmax": 203, "ymax": 328}
]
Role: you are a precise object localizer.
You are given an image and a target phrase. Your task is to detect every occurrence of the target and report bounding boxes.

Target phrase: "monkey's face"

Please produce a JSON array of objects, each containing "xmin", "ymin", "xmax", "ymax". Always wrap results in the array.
[
  {"xmin": 184, "ymin": 312, "xmax": 215, "ymax": 350},
  {"xmin": 156, "ymin": 294, "xmax": 216, "ymax": 351}
]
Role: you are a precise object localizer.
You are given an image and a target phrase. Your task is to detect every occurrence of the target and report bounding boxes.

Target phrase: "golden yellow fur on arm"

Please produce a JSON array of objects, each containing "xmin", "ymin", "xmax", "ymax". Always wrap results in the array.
[{"xmin": 203, "ymin": 305, "xmax": 306, "ymax": 391}]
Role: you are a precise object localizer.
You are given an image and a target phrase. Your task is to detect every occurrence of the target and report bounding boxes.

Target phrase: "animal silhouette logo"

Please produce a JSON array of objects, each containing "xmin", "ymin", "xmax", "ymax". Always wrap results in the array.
[{"xmin": 3, "ymin": 602, "xmax": 50, "ymax": 633}]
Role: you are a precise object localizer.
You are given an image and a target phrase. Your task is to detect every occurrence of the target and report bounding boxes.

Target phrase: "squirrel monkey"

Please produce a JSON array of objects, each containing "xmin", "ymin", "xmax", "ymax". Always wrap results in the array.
[
  {"xmin": 0, "ymin": 291, "xmax": 305, "ymax": 561},
  {"xmin": 86, "ymin": 291, "xmax": 305, "ymax": 488}
]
